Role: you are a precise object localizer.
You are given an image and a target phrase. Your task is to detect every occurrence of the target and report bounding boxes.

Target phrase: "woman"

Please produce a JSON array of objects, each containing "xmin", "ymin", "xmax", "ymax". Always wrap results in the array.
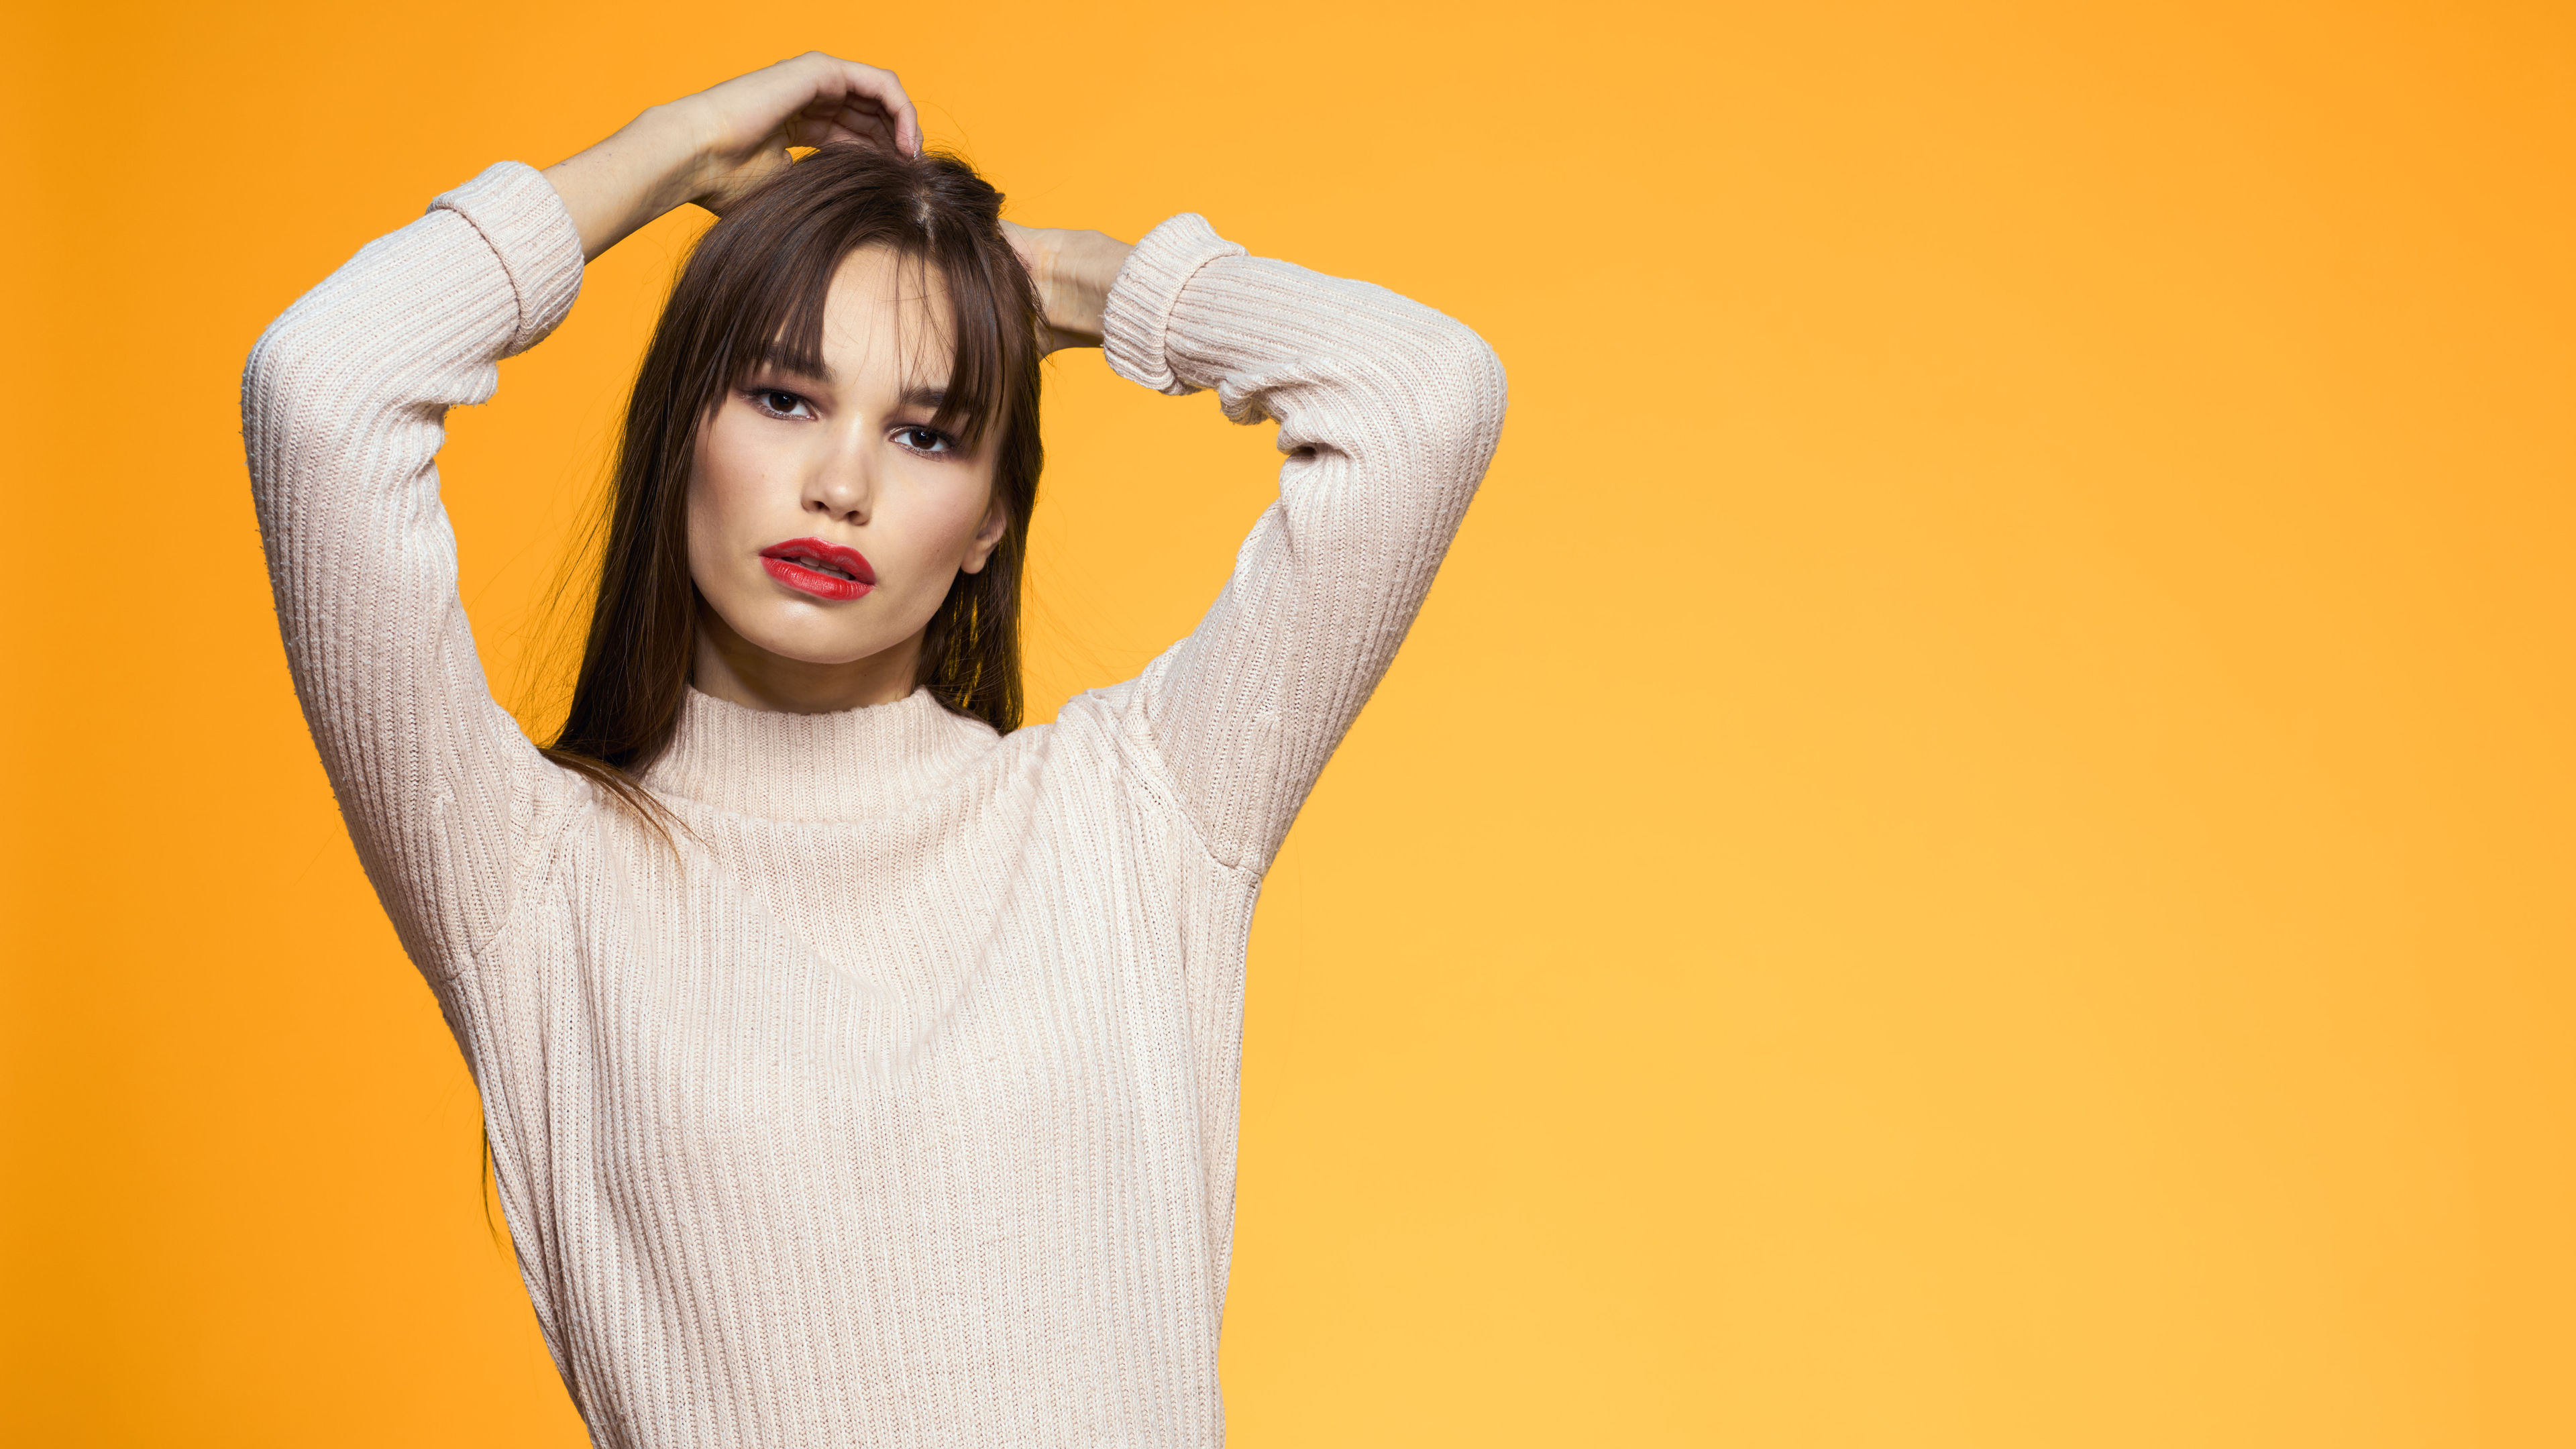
[{"xmin": 244, "ymin": 51, "xmax": 1504, "ymax": 1447}]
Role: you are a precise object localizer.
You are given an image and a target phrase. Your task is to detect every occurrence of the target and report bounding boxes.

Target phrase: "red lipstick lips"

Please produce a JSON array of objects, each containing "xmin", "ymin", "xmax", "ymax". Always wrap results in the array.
[{"xmin": 759, "ymin": 537, "xmax": 877, "ymax": 601}]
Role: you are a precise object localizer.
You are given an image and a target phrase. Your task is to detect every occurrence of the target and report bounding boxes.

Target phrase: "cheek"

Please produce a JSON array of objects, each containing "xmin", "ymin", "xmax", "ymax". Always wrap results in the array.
[
  {"xmin": 893, "ymin": 460, "xmax": 1002, "ymax": 569},
  {"xmin": 687, "ymin": 413, "xmax": 780, "ymax": 576},
  {"xmin": 918, "ymin": 475, "xmax": 997, "ymax": 555}
]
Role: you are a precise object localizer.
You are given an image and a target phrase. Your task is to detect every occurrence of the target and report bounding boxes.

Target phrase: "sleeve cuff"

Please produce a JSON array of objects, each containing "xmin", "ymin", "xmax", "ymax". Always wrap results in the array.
[
  {"xmin": 429, "ymin": 161, "xmax": 586, "ymax": 358},
  {"xmin": 1101, "ymin": 213, "xmax": 1247, "ymax": 396}
]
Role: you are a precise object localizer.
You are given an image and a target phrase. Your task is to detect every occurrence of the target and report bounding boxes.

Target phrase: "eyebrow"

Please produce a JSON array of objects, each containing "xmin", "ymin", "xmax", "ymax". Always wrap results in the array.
[
  {"xmin": 744, "ymin": 343, "xmax": 952, "ymax": 414},
  {"xmin": 747, "ymin": 340, "xmax": 833, "ymax": 386}
]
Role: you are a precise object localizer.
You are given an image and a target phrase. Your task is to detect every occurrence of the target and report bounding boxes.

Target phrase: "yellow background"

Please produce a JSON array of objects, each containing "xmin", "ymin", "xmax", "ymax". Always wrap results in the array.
[{"xmin": 5, "ymin": 1, "xmax": 2572, "ymax": 1443}]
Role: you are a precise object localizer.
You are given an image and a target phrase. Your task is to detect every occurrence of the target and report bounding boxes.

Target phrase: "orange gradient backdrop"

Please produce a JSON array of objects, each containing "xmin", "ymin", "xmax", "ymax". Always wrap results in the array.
[{"xmin": 5, "ymin": 2, "xmax": 2573, "ymax": 1444}]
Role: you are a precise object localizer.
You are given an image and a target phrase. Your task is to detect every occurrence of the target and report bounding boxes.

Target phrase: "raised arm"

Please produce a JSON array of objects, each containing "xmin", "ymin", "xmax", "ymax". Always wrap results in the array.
[
  {"xmin": 241, "ymin": 56, "xmax": 919, "ymax": 971},
  {"xmin": 243, "ymin": 163, "xmax": 586, "ymax": 973},
  {"xmin": 1010, "ymin": 217, "xmax": 1509, "ymax": 874}
]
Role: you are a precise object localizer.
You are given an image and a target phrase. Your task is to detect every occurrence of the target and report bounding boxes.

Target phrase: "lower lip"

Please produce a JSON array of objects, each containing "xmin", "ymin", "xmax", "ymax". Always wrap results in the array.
[{"xmin": 761, "ymin": 557, "xmax": 874, "ymax": 601}]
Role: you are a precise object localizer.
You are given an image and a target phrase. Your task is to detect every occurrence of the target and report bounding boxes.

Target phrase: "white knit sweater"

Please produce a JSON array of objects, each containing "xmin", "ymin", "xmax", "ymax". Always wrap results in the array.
[{"xmin": 243, "ymin": 161, "xmax": 1505, "ymax": 1448}]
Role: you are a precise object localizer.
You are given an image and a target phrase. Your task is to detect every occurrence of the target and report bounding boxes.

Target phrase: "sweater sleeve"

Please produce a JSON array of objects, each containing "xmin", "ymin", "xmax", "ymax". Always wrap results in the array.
[
  {"xmin": 1100, "ymin": 216, "xmax": 1507, "ymax": 874},
  {"xmin": 241, "ymin": 162, "xmax": 587, "ymax": 973}
]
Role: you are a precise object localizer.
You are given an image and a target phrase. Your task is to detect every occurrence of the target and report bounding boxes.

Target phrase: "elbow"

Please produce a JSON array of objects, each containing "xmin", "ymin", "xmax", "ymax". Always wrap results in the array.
[
  {"xmin": 241, "ymin": 321, "xmax": 297, "ymax": 492},
  {"xmin": 1399, "ymin": 319, "xmax": 1507, "ymax": 487},
  {"xmin": 1452, "ymin": 327, "xmax": 1509, "ymax": 450},
  {"xmin": 239, "ymin": 301, "xmax": 388, "ymax": 521},
  {"xmin": 241, "ymin": 316, "xmax": 329, "ymax": 508},
  {"xmin": 240, "ymin": 297, "xmax": 415, "ymax": 492},
  {"xmin": 241, "ymin": 310, "xmax": 324, "ymax": 445}
]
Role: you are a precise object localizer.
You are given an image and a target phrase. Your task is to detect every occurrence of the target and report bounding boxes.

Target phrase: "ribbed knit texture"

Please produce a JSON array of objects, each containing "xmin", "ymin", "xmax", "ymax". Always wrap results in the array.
[{"xmin": 241, "ymin": 161, "xmax": 1506, "ymax": 1448}]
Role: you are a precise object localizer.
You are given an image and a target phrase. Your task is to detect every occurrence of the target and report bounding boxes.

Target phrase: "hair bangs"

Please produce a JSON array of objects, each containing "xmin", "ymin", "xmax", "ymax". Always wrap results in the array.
[
  {"xmin": 686, "ymin": 199, "xmax": 1024, "ymax": 455},
  {"xmin": 918, "ymin": 233, "xmax": 1012, "ymax": 451}
]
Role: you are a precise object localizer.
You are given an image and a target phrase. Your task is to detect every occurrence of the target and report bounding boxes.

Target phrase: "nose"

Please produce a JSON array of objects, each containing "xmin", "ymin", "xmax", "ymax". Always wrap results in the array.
[{"xmin": 804, "ymin": 423, "xmax": 875, "ymax": 526}]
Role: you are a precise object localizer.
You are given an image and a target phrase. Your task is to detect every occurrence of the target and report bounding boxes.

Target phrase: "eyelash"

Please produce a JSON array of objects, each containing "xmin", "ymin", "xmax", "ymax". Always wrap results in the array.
[
  {"xmin": 747, "ymin": 388, "xmax": 814, "ymax": 421},
  {"xmin": 743, "ymin": 389, "xmax": 959, "ymax": 455}
]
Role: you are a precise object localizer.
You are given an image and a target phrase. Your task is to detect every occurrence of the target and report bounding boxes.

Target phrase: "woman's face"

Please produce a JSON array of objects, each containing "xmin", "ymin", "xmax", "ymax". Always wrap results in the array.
[{"xmin": 686, "ymin": 244, "xmax": 1005, "ymax": 708}]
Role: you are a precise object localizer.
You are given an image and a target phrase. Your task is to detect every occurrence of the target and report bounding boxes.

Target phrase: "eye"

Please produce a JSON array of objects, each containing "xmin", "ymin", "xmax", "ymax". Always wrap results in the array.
[
  {"xmin": 747, "ymin": 388, "xmax": 815, "ymax": 420},
  {"xmin": 894, "ymin": 425, "xmax": 956, "ymax": 455}
]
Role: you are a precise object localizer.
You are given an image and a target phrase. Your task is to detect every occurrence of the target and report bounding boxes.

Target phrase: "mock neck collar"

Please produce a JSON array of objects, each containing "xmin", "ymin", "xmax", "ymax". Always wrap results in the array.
[{"xmin": 642, "ymin": 686, "xmax": 998, "ymax": 822}]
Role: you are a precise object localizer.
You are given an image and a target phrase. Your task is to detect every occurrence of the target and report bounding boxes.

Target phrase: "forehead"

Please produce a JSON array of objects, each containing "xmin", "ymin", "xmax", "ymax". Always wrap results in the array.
[{"xmin": 813, "ymin": 244, "xmax": 955, "ymax": 384}]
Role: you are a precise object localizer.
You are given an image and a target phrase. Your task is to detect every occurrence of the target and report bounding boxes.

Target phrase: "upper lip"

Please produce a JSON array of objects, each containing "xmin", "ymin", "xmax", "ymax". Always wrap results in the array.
[{"xmin": 759, "ymin": 537, "xmax": 876, "ymax": 585}]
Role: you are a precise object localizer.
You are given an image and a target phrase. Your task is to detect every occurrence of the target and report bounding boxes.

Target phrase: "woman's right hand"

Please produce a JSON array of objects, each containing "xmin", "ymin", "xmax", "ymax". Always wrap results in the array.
[{"xmin": 544, "ymin": 53, "xmax": 920, "ymax": 262}]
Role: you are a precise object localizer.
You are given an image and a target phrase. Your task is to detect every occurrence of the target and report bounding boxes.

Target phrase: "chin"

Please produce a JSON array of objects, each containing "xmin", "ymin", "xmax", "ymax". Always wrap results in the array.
[
  {"xmin": 745, "ymin": 623, "xmax": 887, "ymax": 667},
  {"xmin": 700, "ymin": 576, "xmax": 928, "ymax": 678}
]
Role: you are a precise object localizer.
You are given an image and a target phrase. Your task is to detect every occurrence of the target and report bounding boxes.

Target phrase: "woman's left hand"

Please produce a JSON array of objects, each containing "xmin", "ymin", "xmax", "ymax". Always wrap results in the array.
[{"xmin": 1001, "ymin": 221, "xmax": 1135, "ymax": 354}]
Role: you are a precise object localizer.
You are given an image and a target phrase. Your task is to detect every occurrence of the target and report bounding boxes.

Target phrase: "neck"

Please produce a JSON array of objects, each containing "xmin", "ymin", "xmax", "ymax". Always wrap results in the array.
[{"xmin": 690, "ymin": 600, "xmax": 924, "ymax": 715}]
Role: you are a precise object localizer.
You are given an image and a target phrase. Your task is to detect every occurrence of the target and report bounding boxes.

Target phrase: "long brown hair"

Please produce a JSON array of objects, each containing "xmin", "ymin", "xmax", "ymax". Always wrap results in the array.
[{"xmin": 541, "ymin": 145, "xmax": 1044, "ymax": 822}]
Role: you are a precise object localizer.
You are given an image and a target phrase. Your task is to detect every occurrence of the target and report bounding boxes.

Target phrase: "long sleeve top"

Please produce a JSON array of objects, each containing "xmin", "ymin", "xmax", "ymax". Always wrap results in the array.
[{"xmin": 241, "ymin": 160, "xmax": 1505, "ymax": 1448}]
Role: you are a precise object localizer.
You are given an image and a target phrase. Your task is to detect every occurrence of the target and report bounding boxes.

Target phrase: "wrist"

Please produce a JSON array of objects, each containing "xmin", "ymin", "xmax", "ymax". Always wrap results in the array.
[
  {"xmin": 544, "ymin": 103, "xmax": 715, "ymax": 261},
  {"xmin": 1042, "ymin": 229, "xmax": 1134, "ymax": 350},
  {"xmin": 629, "ymin": 101, "xmax": 721, "ymax": 213}
]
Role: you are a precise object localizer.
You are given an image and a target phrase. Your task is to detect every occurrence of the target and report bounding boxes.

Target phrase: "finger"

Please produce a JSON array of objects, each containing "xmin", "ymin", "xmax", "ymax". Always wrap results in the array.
[
  {"xmin": 828, "ymin": 103, "xmax": 899, "ymax": 152},
  {"xmin": 718, "ymin": 54, "xmax": 915, "ymax": 160},
  {"xmin": 789, "ymin": 106, "xmax": 896, "ymax": 154},
  {"xmin": 784, "ymin": 109, "xmax": 873, "ymax": 150},
  {"xmin": 996, "ymin": 219, "xmax": 1047, "ymax": 276},
  {"xmin": 817, "ymin": 93, "xmax": 894, "ymax": 137},
  {"xmin": 817, "ymin": 58, "xmax": 920, "ymax": 156},
  {"xmin": 704, "ymin": 54, "xmax": 857, "ymax": 156}
]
